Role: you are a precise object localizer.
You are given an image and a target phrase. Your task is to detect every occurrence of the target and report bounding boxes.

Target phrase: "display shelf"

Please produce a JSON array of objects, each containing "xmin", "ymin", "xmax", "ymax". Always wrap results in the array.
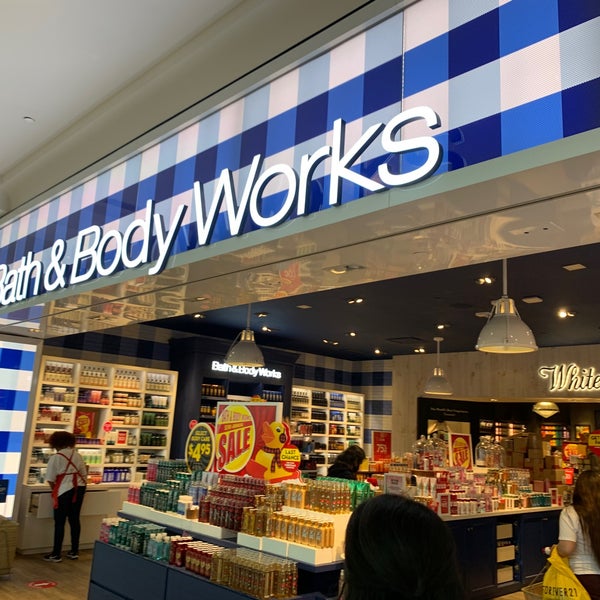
[
  {"xmin": 290, "ymin": 386, "xmax": 364, "ymax": 475},
  {"xmin": 26, "ymin": 356, "xmax": 178, "ymax": 486}
]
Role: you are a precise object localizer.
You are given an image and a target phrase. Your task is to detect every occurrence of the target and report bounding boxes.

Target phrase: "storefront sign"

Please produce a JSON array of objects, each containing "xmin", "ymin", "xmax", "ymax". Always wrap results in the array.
[
  {"xmin": 211, "ymin": 360, "xmax": 282, "ymax": 379},
  {"xmin": 538, "ymin": 363, "xmax": 600, "ymax": 393},
  {"xmin": 214, "ymin": 402, "xmax": 300, "ymax": 482},
  {"xmin": 0, "ymin": 106, "xmax": 441, "ymax": 308}
]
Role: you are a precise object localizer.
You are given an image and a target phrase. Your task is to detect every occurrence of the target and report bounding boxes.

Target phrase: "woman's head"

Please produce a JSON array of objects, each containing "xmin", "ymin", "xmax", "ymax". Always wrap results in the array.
[
  {"xmin": 343, "ymin": 494, "xmax": 464, "ymax": 600},
  {"xmin": 48, "ymin": 430, "xmax": 76, "ymax": 450},
  {"xmin": 573, "ymin": 469, "xmax": 600, "ymax": 505},
  {"xmin": 337, "ymin": 445, "xmax": 366, "ymax": 472}
]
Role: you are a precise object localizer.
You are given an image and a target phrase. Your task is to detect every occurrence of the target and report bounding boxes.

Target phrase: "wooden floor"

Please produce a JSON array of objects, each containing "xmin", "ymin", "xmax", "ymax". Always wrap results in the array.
[
  {"xmin": 0, "ymin": 549, "xmax": 528, "ymax": 600},
  {"xmin": 0, "ymin": 551, "xmax": 93, "ymax": 600}
]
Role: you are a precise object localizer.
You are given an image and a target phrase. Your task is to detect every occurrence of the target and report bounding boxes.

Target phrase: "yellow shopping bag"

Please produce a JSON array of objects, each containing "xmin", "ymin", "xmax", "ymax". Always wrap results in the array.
[{"xmin": 542, "ymin": 547, "xmax": 591, "ymax": 600}]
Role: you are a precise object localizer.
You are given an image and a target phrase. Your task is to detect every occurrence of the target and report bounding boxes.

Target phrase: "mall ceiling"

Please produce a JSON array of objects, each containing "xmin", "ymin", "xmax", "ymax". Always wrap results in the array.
[{"xmin": 148, "ymin": 240, "xmax": 600, "ymax": 361}]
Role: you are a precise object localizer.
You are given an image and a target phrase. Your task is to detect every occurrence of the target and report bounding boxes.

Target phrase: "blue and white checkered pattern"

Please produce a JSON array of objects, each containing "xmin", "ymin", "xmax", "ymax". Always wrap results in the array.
[
  {"xmin": 0, "ymin": 339, "xmax": 38, "ymax": 517},
  {"xmin": 0, "ymin": 0, "xmax": 598, "ymax": 300}
]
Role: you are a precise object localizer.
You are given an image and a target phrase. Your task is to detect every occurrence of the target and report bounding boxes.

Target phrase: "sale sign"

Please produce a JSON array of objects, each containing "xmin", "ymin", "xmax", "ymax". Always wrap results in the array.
[
  {"xmin": 449, "ymin": 433, "xmax": 473, "ymax": 469},
  {"xmin": 373, "ymin": 431, "xmax": 392, "ymax": 461},
  {"xmin": 214, "ymin": 402, "xmax": 300, "ymax": 483},
  {"xmin": 185, "ymin": 422, "xmax": 215, "ymax": 472}
]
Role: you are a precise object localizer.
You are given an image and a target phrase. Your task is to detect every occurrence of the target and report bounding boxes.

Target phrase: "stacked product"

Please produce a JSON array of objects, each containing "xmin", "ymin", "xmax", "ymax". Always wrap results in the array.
[{"xmin": 211, "ymin": 547, "xmax": 298, "ymax": 600}]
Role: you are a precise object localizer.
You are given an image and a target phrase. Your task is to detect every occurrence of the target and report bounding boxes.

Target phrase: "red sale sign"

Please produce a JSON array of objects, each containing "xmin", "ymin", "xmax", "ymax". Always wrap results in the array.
[{"xmin": 373, "ymin": 431, "xmax": 392, "ymax": 461}]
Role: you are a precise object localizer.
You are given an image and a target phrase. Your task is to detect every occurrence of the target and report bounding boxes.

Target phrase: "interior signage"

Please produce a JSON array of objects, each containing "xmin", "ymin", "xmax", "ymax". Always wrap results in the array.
[
  {"xmin": 211, "ymin": 360, "xmax": 282, "ymax": 379},
  {"xmin": 0, "ymin": 106, "xmax": 441, "ymax": 308},
  {"xmin": 538, "ymin": 363, "xmax": 600, "ymax": 393}
]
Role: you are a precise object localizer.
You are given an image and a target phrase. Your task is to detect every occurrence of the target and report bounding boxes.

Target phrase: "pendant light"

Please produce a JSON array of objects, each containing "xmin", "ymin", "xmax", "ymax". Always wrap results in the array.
[
  {"xmin": 476, "ymin": 258, "xmax": 538, "ymax": 353},
  {"xmin": 224, "ymin": 304, "xmax": 265, "ymax": 367},
  {"xmin": 532, "ymin": 401, "xmax": 559, "ymax": 418},
  {"xmin": 423, "ymin": 336, "xmax": 453, "ymax": 396}
]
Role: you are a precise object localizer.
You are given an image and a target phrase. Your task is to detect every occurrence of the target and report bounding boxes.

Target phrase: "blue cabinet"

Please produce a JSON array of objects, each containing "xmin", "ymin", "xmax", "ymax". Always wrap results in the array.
[
  {"xmin": 445, "ymin": 509, "xmax": 560, "ymax": 600},
  {"xmin": 517, "ymin": 510, "xmax": 559, "ymax": 585}
]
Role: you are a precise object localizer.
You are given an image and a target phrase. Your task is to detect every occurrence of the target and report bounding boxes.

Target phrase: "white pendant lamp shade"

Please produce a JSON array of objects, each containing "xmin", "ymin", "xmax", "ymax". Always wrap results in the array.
[
  {"xmin": 532, "ymin": 401, "xmax": 559, "ymax": 419},
  {"xmin": 476, "ymin": 259, "xmax": 538, "ymax": 354},
  {"xmin": 424, "ymin": 337, "xmax": 453, "ymax": 396},
  {"xmin": 224, "ymin": 305, "xmax": 265, "ymax": 367}
]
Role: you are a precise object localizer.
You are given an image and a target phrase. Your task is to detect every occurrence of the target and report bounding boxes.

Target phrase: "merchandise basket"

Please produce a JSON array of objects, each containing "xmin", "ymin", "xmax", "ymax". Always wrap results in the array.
[{"xmin": 0, "ymin": 517, "xmax": 18, "ymax": 576}]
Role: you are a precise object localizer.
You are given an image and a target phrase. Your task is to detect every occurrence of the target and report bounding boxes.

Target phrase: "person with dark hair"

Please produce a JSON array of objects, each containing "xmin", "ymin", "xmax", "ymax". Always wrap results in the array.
[
  {"xmin": 327, "ymin": 445, "xmax": 366, "ymax": 480},
  {"xmin": 558, "ymin": 470, "xmax": 600, "ymax": 600},
  {"xmin": 342, "ymin": 493, "xmax": 464, "ymax": 600},
  {"xmin": 43, "ymin": 431, "xmax": 87, "ymax": 562}
]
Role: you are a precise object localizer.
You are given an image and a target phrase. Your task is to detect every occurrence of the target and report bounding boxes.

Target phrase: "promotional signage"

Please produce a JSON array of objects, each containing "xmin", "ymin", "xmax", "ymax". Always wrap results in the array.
[
  {"xmin": 538, "ymin": 363, "xmax": 600, "ymax": 393},
  {"xmin": 0, "ymin": 106, "xmax": 441, "ymax": 308},
  {"xmin": 185, "ymin": 421, "xmax": 215, "ymax": 472},
  {"xmin": 449, "ymin": 433, "xmax": 473, "ymax": 469},
  {"xmin": 211, "ymin": 360, "xmax": 282, "ymax": 380},
  {"xmin": 588, "ymin": 432, "xmax": 600, "ymax": 458},
  {"xmin": 214, "ymin": 402, "xmax": 300, "ymax": 483},
  {"xmin": 372, "ymin": 431, "xmax": 392, "ymax": 461}
]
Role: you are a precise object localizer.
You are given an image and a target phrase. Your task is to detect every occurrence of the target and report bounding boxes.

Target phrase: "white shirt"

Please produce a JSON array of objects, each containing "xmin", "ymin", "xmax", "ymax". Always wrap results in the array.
[
  {"xmin": 45, "ymin": 448, "xmax": 87, "ymax": 498},
  {"xmin": 559, "ymin": 504, "xmax": 600, "ymax": 575}
]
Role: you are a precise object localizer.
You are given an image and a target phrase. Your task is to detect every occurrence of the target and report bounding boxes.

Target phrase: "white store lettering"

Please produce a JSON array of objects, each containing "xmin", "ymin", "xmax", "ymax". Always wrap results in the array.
[
  {"xmin": 0, "ymin": 106, "xmax": 442, "ymax": 307},
  {"xmin": 538, "ymin": 363, "xmax": 600, "ymax": 392}
]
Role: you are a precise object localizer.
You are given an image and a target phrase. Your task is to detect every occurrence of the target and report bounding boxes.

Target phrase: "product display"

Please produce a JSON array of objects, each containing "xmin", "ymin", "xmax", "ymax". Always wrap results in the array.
[
  {"xmin": 290, "ymin": 386, "xmax": 364, "ymax": 475},
  {"xmin": 100, "ymin": 515, "xmax": 299, "ymax": 599},
  {"xmin": 26, "ymin": 356, "xmax": 177, "ymax": 485}
]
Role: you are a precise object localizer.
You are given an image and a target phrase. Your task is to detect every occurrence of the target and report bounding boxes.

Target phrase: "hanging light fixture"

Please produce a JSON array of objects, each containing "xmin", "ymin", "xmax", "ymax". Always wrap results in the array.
[
  {"xmin": 224, "ymin": 304, "xmax": 265, "ymax": 367},
  {"xmin": 532, "ymin": 401, "xmax": 559, "ymax": 418},
  {"xmin": 423, "ymin": 336, "xmax": 453, "ymax": 396},
  {"xmin": 476, "ymin": 258, "xmax": 538, "ymax": 353}
]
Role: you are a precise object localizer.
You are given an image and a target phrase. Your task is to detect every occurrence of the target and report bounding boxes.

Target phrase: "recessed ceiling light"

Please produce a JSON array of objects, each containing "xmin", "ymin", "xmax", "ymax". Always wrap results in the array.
[
  {"xmin": 256, "ymin": 312, "xmax": 268, "ymax": 318},
  {"xmin": 475, "ymin": 311, "xmax": 491, "ymax": 318},
  {"xmin": 325, "ymin": 264, "xmax": 364, "ymax": 275},
  {"xmin": 475, "ymin": 276, "xmax": 495, "ymax": 285},
  {"xmin": 522, "ymin": 296, "xmax": 544, "ymax": 304},
  {"xmin": 414, "ymin": 347, "xmax": 425, "ymax": 353},
  {"xmin": 346, "ymin": 331, "xmax": 357, "ymax": 337},
  {"xmin": 261, "ymin": 325, "xmax": 272, "ymax": 332},
  {"xmin": 346, "ymin": 297, "xmax": 364, "ymax": 304},
  {"xmin": 562, "ymin": 263, "xmax": 586, "ymax": 271},
  {"xmin": 323, "ymin": 339, "xmax": 339, "ymax": 346},
  {"xmin": 557, "ymin": 308, "xmax": 575, "ymax": 318},
  {"xmin": 374, "ymin": 348, "xmax": 383, "ymax": 355},
  {"xmin": 436, "ymin": 323, "xmax": 450, "ymax": 330},
  {"xmin": 296, "ymin": 304, "xmax": 312, "ymax": 310},
  {"xmin": 193, "ymin": 313, "xmax": 204, "ymax": 319}
]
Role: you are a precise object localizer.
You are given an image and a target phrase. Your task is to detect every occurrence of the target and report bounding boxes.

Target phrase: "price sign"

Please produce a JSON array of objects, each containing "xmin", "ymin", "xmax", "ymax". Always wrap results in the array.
[
  {"xmin": 186, "ymin": 422, "xmax": 215, "ymax": 472},
  {"xmin": 588, "ymin": 431, "xmax": 600, "ymax": 457}
]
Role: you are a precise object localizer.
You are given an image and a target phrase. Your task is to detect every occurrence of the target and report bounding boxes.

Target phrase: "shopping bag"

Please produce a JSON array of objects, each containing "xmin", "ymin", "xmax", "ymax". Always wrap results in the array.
[{"xmin": 542, "ymin": 547, "xmax": 591, "ymax": 600}]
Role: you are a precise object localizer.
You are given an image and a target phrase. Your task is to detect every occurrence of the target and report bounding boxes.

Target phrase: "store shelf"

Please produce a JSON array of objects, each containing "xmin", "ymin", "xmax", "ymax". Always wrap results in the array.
[
  {"xmin": 26, "ymin": 356, "xmax": 178, "ymax": 486},
  {"xmin": 290, "ymin": 386, "xmax": 364, "ymax": 474}
]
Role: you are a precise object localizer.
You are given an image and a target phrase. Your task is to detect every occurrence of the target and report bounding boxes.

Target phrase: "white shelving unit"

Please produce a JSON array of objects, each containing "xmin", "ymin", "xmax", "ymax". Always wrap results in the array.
[
  {"xmin": 27, "ymin": 356, "xmax": 177, "ymax": 485},
  {"xmin": 290, "ymin": 385, "xmax": 364, "ymax": 475}
]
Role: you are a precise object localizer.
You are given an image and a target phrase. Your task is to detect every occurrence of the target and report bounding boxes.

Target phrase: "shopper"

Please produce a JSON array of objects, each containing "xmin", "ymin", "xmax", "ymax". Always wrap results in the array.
[
  {"xmin": 342, "ymin": 493, "xmax": 464, "ymax": 600},
  {"xmin": 43, "ymin": 431, "xmax": 88, "ymax": 562},
  {"xmin": 558, "ymin": 470, "xmax": 600, "ymax": 600},
  {"xmin": 327, "ymin": 445, "xmax": 366, "ymax": 480}
]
